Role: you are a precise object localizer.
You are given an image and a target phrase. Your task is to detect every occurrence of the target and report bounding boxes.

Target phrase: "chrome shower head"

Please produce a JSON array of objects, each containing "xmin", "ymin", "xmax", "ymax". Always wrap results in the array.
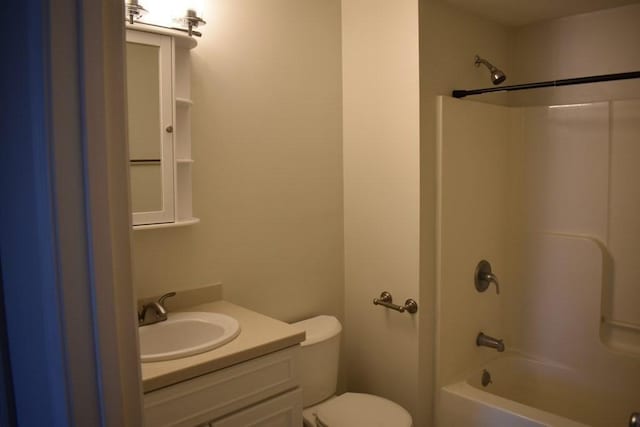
[{"xmin": 475, "ymin": 55, "xmax": 506, "ymax": 85}]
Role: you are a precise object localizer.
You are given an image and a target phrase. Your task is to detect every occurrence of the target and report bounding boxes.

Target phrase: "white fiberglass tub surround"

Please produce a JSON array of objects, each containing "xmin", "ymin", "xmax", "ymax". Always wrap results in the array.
[
  {"xmin": 436, "ymin": 97, "xmax": 640, "ymax": 427},
  {"xmin": 440, "ymin": 354, "xmax": 639, "ymax": 427}
]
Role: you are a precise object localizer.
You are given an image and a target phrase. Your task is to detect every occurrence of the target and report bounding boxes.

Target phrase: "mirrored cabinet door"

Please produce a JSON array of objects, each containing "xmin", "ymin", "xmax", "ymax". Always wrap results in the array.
[{"xmin": 126, "ymin": 30, "xmax": 175, "ymax": 225}]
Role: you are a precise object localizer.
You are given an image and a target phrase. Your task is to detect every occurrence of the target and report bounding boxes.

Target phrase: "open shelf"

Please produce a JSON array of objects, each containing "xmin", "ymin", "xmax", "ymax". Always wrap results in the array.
[{"xmin": 133, "ymin": 217, "xmax": 200, "ymax": 231}]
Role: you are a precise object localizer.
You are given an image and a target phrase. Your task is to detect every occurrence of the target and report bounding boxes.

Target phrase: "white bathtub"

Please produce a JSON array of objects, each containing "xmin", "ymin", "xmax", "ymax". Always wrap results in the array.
[{"xmin": 439, "ymin": 354, "xmax": 637, "ymax": 426}]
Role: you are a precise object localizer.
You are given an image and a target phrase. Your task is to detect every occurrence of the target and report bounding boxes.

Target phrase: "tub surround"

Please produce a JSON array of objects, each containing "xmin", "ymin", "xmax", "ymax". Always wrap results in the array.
[
  {"xmin": 436, "ymin": 96, "xmax": 640, "ymax": 426},
  {"xmin": 140, "ymin": 300, "xmax": 305, "ymax": 393}
]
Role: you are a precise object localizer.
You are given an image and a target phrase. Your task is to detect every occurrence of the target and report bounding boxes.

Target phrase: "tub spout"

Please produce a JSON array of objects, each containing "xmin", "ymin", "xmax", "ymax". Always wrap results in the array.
[{"xmin": 477, "ymin": 332, "xmax": 505, "ymax": 352}]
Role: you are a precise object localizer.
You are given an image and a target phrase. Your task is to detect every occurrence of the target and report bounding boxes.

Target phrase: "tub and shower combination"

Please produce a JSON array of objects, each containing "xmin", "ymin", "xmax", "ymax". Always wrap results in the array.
[
  {"xmin": 436, "ymin": 63, "xmax": 640, "ymax": 426},
  {"xmin": 435, "ymin": 230, "xmax": 640, "ymax": 426}
]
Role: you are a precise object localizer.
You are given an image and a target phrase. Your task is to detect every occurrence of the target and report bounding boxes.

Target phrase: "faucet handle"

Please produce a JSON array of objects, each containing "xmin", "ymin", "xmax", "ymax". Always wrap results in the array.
[
  {"xmin": 138, "ymin": 292, "xmax": 176, "ymax": 326},
  {"xmin": 484, "ymin": 273, "xmax": 500, "ymax": 294},
  {"xmin": 475, "ymin": 260, "xmax": 500, "ymax": 295},
  {"xmin": 157, "ymin": 291, "xmax": 176, "ymax": 308}
]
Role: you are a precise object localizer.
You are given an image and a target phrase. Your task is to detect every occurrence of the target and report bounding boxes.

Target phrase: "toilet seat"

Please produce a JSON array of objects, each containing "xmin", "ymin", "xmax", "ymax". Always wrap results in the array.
[{"xmin": 303, "ymin": 392, "xmax": 412, "ymax": 427}]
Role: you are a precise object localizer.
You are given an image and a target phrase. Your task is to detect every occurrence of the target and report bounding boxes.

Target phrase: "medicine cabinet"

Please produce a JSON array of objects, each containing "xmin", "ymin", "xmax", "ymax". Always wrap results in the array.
[{"xmin": 125, "ymin": 25, "xmax": 199, "ymax": 229}]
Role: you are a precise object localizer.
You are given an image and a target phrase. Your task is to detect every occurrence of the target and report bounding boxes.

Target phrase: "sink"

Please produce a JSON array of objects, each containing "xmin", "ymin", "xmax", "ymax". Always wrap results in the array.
[{"xmin": 139, "ymin": 312, "xmax": 241, "ymax": 362}]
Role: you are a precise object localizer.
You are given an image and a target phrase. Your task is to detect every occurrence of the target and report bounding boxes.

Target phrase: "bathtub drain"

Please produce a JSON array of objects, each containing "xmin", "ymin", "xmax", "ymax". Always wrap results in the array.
[{"xmin": 481, "ymin": 369, "xmax": 492, "ymax": 387}]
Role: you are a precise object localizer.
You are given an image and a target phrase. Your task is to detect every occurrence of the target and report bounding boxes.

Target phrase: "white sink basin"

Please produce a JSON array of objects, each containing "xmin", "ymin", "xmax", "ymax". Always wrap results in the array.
[{"xmin": 139, "ymin": 312, "xmax": 241, "ymax": 362}]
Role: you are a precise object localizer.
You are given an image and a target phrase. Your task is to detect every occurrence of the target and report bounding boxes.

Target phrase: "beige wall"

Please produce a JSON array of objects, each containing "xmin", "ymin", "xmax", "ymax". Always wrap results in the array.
[
  {"xmin": 131, "ymin": 0, "xmax": 344, "ymax": 324},
  {"xmin": 509, "ymin": 3, "xmax": 640, "ymax": 106},
  {"xmin": 341, "ymin": 0, "xmax": 422, "ymax": 423}
]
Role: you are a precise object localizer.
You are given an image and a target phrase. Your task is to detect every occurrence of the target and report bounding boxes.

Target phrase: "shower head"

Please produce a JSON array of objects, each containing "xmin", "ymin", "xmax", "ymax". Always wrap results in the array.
[{"xmin": 475, "ymin": 55, "xmax": 506, "ymax": 85}]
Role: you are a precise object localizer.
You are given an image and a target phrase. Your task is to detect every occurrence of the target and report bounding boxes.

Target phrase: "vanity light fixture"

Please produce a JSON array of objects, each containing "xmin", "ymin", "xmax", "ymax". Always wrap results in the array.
[
  {"xmin": 125, "ymin": 0, "xmax": 147, "ymax": 24},
  {"xmin": 176, "ymin": 9, "xmax": 206, "ymax": 37},
  {"xmin": 125, "ymin": 0, "xmax": 205, "ymax": 38}
]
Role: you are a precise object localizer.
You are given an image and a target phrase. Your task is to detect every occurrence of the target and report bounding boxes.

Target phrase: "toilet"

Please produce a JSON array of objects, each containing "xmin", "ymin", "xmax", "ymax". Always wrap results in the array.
[{"xmin": 291, "ymin": 315, "xmax": 413, "ymax": 427}]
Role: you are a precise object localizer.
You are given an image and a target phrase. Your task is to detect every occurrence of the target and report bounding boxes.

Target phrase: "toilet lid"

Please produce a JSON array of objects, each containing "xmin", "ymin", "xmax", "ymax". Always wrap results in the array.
[{"xmin": 313, "ymin": 393, "xmax": 412, "ymax": 427}]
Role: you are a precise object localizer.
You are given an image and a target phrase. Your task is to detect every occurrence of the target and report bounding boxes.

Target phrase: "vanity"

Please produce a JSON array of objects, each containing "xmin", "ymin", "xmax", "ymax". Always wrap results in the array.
[
  {"xmin": 127, "ymin": 23, "xmax": 305, "ymax": 427},
  {"xmin": 141, "ymin": 300, "xmax": 305, "ymax": 427}
]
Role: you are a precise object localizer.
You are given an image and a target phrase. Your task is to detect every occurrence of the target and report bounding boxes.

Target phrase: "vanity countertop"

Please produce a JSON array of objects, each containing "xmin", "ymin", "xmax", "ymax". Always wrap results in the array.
[{"xmin": 140, "ymin": 300, "xmax": 305, "ymax": 393}]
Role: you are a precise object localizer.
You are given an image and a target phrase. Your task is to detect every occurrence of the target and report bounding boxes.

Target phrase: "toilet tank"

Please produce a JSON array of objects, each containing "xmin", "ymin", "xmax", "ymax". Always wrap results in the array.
[{"xmin": 291, "ymin": 315, "xmax": 342, "ymax": 407}]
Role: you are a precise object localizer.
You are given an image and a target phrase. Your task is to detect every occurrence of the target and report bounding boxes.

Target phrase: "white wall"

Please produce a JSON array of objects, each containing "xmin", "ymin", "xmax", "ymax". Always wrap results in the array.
[
  {"xmin": 131, "ymin": 0, "xmax": 344, "ymax": 324},
  {"xmin": 509, "ymin": 3, "xmax": 640, "ymax": 106},
  {"xmin": 341, "ymin": 0, "xmax": 422, "ymax": 422}
]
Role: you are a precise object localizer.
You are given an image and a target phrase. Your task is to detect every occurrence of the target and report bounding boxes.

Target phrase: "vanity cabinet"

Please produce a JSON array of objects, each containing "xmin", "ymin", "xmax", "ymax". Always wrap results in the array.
[
  {"xmin": 210, "ymin": 389, "xmax": 302, "ymax": 427},
  {"xmin": 126, "ymin": 25, "xmax": 199, "ymax": 229},
  {"xmin": 143, "ymin": 346, "xmax": 302, "ymax": 427}
]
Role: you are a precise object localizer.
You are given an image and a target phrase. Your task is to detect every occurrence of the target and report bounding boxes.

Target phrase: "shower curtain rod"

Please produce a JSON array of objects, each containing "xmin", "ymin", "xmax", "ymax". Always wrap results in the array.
[{"xmin": 452, "ymin": 70, "xmax": 640, "ymax": 98}]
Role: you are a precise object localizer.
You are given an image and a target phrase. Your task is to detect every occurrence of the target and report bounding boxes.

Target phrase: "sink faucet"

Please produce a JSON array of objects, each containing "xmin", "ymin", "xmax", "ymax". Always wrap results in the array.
[
  {"xmin": 138, "ymin": 292, "xmax": 176, "ymax": 326},
  {"xmin": 477, "ymin": 332, "xmax": 505, "ymax": 352}
]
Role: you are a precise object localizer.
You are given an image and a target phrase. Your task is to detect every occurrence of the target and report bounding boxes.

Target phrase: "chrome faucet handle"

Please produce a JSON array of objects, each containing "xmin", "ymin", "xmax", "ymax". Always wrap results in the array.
[
  {"xmin": 154, "ymin": 292, "xmax": 177, "ymax": 319},
  {"xmin": 157, "ymin": 291, "xmax": 176, "ymax": 308},
  {"xmin": 138, "ymin": 292, "xmax": 176, "ymax": 326},
  {"xmin": 475, "ymin": 260, "xmax": 500, "ymax": 295},
  {"xmin": 484, "ymin": 272, "xmax": 500, "ymax": 294}
]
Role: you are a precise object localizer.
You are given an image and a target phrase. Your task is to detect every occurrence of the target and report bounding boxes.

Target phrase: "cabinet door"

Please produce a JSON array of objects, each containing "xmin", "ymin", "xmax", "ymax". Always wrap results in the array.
[
  {"xmin": 211, "ymin": 388, "xmax": 302, "ymax": 427},
  {"xmin": 126, "ymin": 30, "xmax": 175, "ymax": 225},
  {"xmin": 144, "ymin": 346, "xmax": 299, "ymax": 427}
]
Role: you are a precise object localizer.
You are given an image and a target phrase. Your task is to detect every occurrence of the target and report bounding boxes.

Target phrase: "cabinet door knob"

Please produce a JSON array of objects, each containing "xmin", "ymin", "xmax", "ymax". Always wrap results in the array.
[{"xmin": 166, "ymin": 125, "xmax": 173, "ymax": 133}]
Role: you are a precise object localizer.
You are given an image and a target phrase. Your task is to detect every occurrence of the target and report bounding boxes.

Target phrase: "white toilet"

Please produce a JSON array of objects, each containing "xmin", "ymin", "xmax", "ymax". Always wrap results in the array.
[{"xmin": 291, "ymin": 315, "xmax": 413, "ymax": 427}]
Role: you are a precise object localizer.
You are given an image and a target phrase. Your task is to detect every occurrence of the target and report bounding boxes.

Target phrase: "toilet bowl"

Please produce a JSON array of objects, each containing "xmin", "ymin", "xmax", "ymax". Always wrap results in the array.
[
  {"xmin": 302, "ymin": 392, "xmax": 412, "ymax": 427},
  {"xmin": 291, "ymin": 315, "xmax": 412, "ymax": 427}
]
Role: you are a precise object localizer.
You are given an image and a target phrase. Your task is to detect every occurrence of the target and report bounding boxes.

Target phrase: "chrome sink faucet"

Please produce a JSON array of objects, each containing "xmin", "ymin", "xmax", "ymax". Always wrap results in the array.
[
  {"xmin": 477, "ymin": 332, "xmax": 505, "ymax": 352},
  {"xmin": 138, "ymin": 292, "xmax": 176, "ymax": 326}
]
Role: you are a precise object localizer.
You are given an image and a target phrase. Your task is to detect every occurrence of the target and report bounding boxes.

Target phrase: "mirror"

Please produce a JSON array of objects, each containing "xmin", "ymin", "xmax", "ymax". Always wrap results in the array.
[
  {"xmin": 127, "ymin": 41, "xmax": 162, "ymax": 212},
  {"xmin": 125, "ymin": 30, "xmax": 175, "ymax": 226}
]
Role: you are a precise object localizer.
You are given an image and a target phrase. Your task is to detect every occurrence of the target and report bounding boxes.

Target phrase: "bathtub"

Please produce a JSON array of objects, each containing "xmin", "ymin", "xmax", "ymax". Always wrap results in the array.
[{"xmin": 438, "ymin": 354, "xmax": 637, "ymax": 426}]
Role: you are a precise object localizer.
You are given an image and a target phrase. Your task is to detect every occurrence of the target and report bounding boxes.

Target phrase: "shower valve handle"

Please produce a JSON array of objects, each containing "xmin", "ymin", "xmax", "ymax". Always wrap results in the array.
[{"xmin": 475, "ymin": 260, "xmax": 500, "ymax": 295}]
